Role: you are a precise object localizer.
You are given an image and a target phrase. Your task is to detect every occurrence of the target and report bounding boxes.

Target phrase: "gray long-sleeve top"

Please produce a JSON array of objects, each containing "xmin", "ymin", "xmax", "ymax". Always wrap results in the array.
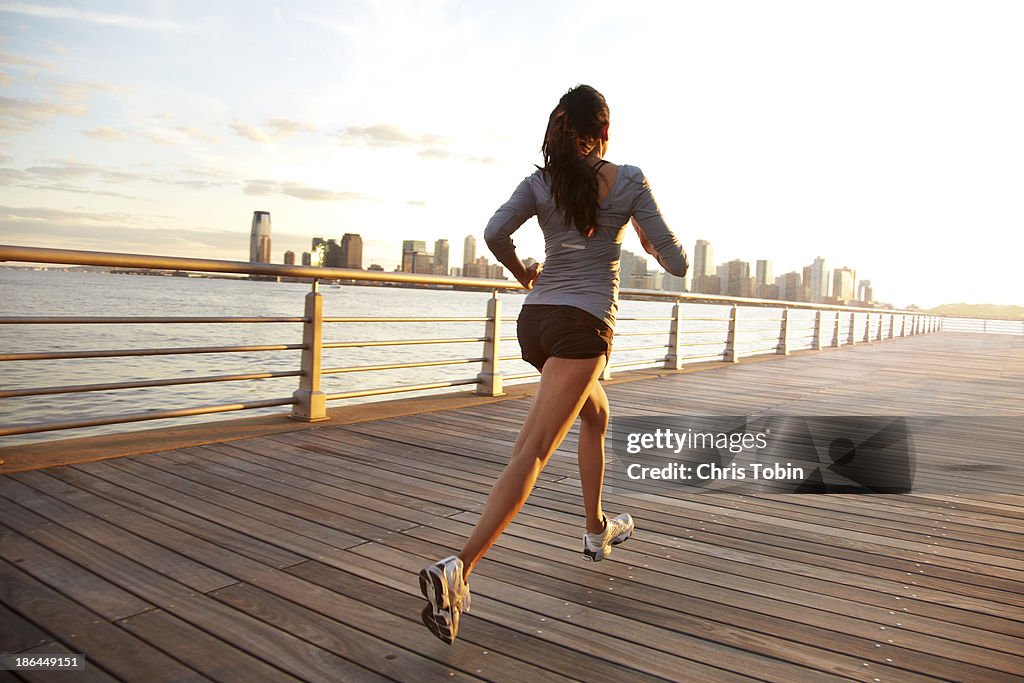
[{"xmin": 483, "ymin": 164, "xmax": 688, "ymax": 330}]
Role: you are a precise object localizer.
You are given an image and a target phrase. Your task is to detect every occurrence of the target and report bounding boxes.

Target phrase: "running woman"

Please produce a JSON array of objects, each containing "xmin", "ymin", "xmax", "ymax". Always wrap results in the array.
[{"xmin": 420, "ymin": 84, "xmax": 689, "ymax": 644}]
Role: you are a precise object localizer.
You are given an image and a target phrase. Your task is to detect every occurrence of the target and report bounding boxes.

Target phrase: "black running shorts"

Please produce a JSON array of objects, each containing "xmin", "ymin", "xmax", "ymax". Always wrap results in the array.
[{"xmin": 516, "ymin": 304, "xmax": 614, "ymax": 371}]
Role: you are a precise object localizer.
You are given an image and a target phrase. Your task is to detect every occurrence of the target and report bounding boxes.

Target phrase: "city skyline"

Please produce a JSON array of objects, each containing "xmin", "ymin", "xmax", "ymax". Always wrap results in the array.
[
  {"xmin": 1, "ymin": 2, "xmax": 1022, "ymax": 308},
  {"xmin": 250, "ymin": 211, "xmax": 882, "ymax": 306}
]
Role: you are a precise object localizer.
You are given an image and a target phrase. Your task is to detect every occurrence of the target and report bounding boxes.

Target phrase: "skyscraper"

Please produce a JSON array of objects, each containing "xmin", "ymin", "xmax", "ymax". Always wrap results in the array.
[
  {"xmin": 311, "ymin": 237, "xmax": 328, "ymax": 267},
  {"xmin": 249, "ymin": 211, "xmax": 271, "ymax": 264},
  {"xmin": 463, "ymin": 235, "xmax": 476, "ymax": 267},
  {"xmin": 755, "ymin": 260, "xmax": 773, "ymax": 297},
  {"xmin": 692, "ymin": 239, "xmax": 714, "ymax": 293},
  {"xmin": 776, "ymin": 271, "xmax": 803, "ymax": 301},
  {"xmin": 283, "ymin": 250, "xmax": 295, "ymax": 265},
  {"xmin": 340, "ymin": 233, "xmax": 363, "ymax": 269},
  {"xmin": 721, "ymin": 259, "xmax": 752, "ymax": 297},
  {"xmin": 434, "ymin": 239, "xmax": 449, "ymax": 276},
  {"xmin": 857, "ymin": 280, "xmax": 873, "ymax": 304},
  {"xmin": 832, "ymin": 267, "xmax": 856, "ymax": 303},
  {"xmin": 808, "ymin": 257, "xmax": 830, "ymax": 304},
  {"xmin": 402, "ymin": 240, "xmax": 427, "ymax": 272}
]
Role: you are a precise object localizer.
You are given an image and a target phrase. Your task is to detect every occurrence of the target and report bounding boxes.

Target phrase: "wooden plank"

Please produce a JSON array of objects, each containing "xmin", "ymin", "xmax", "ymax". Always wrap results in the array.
[
  {"xmin": 0, "ymin": 498, "xmax": 388, "ymax": 683},
  {"xmin": 73, "ymin": 459, "xmax": 362, "ymax": 563},
  {"xmin": 212, "ymin": 582, "xmax": 513, "ymax": 682},
  {"xmin": 0, "ymin": 559, "xmax": 205, "ymax": 682},
  {"xmin": 0, "ymin": 477, "xmax": 235, "ymax": 594},
  {"xmin": 287, "ymin": 558, "xmax": 766, "ymax": 683},
  {"xmin": 419, "ymin": 511, "xmax": 1024, "ymax": 668},
  {"xmin": 0, "ymin": 523, "xmax": 152, "ymax": 622},
  {"xmin": 352, "ymin": 531, "xmax": 983, "ymax": 683},
  {"xmin": 10, "ymin": 641, "xmax": 122, "ymax": 683},
  {"xmin": 45, "ymin": 466, "xmax": 305, "ymax": 569},
  {"xmin": 0, "ymin": 603, "xmax": 51, "ymax": 655},
  {"xmin": 117, "ymin": 609, "xmax": 302, "ymax": 683},
  {"xmin": 102, "ymin": 458, "xmax": 363, "ymax": 551}
]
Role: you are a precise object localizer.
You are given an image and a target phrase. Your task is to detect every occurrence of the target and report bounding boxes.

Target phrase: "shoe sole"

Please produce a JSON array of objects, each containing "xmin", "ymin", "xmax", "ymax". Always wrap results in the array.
[
  {"xmin": 582, "ymin": 525, "xmax": 634, "ymax": 562},
  {"xmin": 419, "ymin": 566, "xmax": 456, "ymax": 645}
]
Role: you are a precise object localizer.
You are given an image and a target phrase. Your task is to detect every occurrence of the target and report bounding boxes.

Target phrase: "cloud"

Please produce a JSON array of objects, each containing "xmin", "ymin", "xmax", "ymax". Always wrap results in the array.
[
  {"xmin": 334, "ymin": 123, "xmax": 424, "ymax": 147},
  {"xmin": 280, "ymin": 182, "xmax": 367, "ymax": 202},
  {"xmin": 242, "ymin": 179, "xmax": 368, "ymax": 202},
  {"xmin": 0, "ymin": 3, "xmax": 182, "ymax": 30},
  {"xmin": 0, "ymin": 204, "xmax": 145, "ymax": 225},
  {"xmin": 0, "ymin": 79, "xmax": 118, "ymax": 135},
  {"xmin": 334, "ymin": 123, "xmax": 495, "ymax": 164},
  {"xmin": 243, "ymin": 179, "xmax": 279, "ymax": 196},
  {"xmin": 0, "ymin": 204, "xmax": 320, "ymax": 260},
  {"xmin": 0, "ymin": 94, "xmax": 88, "ymax": 133},
  {"xmin": 82, "ymin": 126, "xmax": 124, "ymax": 141},
  {"xmin": 136, "ymin": 125, "xmax": 223, "ymax": 146},
  {"xmin": 267, "ymin": 117, "xmax": 316, "ymax": 137},
  {"xmin": 406, "ymin": 199, "xmax": 429, "ymax": 206},
  {"xmin": 0, "ymin": 50, "xmax": 54, "ymax": 70},
  {"xmin": 229, "ymin": 121, "xmax": 271, "ymax": 143},
  {"xmin": 229, "ymin": 117, "xmax": 316, "ymax": 143},
  {"xmin": 0, "ymin": 159, "xmax": 231, "ymax": 196}
]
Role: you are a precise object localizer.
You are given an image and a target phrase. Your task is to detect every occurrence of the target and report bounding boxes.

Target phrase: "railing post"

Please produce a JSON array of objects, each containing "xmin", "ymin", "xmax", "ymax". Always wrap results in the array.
[
  {"xmin": 477, "ymin": 292, "xmax": 504, "ymax": 396},
  {"xmin": 848, "ymin": 312, "xmax": 856, "ymax": 346},
  {"xmin": 725, "ymin": 305, "xmax": 739, "ymax": 363},
  {"xmin": 888, "ymin": 313, "xmax": 895, "ymax": 339},
  {"xmin": 833, "ymin": 312, "xmax": 841, "ymax": 347},
  {"xmin": 863, "ymin": 313, "xmax": 871, "ymax": 343},
  {"xmin": 811, "ymin": 310, "xmax": 822, "ymax": 350},
  {"xmin": 665, "ymin": 301, "xmax": 684, "ymax": 370},
  {"xmin": 291, "ymin": 280, "xmax": 328, "ymax": 422},
  {"xmin": 778, "ymin": 308, "xmax": 790, "ymax": 355}
]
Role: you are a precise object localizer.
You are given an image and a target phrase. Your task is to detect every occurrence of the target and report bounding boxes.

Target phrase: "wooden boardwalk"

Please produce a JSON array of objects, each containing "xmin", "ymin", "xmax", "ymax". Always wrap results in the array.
[{"xmin": 1, "ymin": 332, "xmax": 1022, "ymax": 682}]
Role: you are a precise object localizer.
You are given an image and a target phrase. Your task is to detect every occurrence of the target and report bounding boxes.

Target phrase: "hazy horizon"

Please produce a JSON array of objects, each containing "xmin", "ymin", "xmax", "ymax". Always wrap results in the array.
[{"xmin": 1, "ymin": 1, "xmax": 1021, "ymax": 308}]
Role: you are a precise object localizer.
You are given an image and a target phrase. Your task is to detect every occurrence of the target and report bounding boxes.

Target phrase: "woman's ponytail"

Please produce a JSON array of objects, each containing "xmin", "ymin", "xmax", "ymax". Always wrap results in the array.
[{"xmin": 539, "ymin": 85, "xmax": 610, "ymax": 238}]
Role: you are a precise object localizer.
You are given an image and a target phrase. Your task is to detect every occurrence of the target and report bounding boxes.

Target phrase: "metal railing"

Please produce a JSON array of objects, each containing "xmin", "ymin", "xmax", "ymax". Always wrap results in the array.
[{"xmin": 0, "ymin": 244, "xmax": 942, "ymax": 440}]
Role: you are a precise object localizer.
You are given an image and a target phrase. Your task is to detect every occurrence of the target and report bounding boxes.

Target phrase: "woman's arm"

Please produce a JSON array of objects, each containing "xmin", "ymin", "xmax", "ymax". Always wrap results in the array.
[
  {"xmin": 630, "ymin": 172, "xmax": 688, "ymax": 277},
  {"xmin": 483, "ymin": 176, "xmax": 540, "ymax": 288}
]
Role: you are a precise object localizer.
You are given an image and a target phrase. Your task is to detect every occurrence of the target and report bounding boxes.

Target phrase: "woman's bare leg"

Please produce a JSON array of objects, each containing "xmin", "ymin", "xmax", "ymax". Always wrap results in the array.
[
  {"xmin": 577, "ymin": 379, "xmax": 610, "ymax": 534},
  {"xmin": 458, "ymin": 355, "xmax": 606, "ymax": 579}
]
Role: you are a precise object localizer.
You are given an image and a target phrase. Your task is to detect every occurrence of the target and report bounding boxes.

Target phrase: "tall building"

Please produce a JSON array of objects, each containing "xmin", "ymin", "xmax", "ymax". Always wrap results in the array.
[
  {"xmin": 808, "ymin": 257, "xmax": 830, "ymax": 304},
  {"xmin": 619, "ymin": 250, "xmax": 649, "ymax": 289},
  {"xmin": 692, "ymin": 240, "xmax": 714, "ymax": 292},
  {"xmin": 318, "ymin": 239, "xmax": 341, "ymax": 268},
  {"xmin": 401, "ymin": 240, "xmax": 426, "ymax": 272},
  {"xmin": 434, "ymin": 239, "xmax": 449, "ymax": 276},
  {"xmin": 283, "ymin": 250, "xmax": 295, "ymax": 265},
  {"xmin": 776, "ymin": 271, "xmax": 803, "ymax": 301},
  {"xmin": 857, "ymin": 280, "xmax": 873, "ymax": 304},
  {"xmin": 301, "ymin": 251, "xmax": 311, "ymax": 266},
  {"xmin": 340, "ymin": 233, "xmax": 363, "ymax": 269},
  {"xmin": 249, "ymin": 211, "xmax": 271, "ymax": 264},
  {"xmin": 832, "ymin": 267, "xmax": 856, "ymax": 303},
  {"xmin": 721, "ymin": 259, "xmax": 752, "ymax": 297},
  {"xmin": 412, "ymin": 251, "xmax": 434, "ymax": 274},
  {"xmin": 311, "ymin": 237, "xmax": 328, "ymax": 267},
  {"xmin": 463, "ymin": 235, "xmax": 477, "ymax": 267},
  {"xmin": 755, "ymin": 260, "xmax": 773, "ymax": 297}
]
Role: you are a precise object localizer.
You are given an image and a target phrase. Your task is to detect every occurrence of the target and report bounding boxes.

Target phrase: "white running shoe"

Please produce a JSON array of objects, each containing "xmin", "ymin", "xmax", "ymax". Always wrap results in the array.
[
  {"xmin": 419, "ymin": 555, "xmax": 471, "ymax": 645},
  {"xmin": 582, "ymin": 513, "xmax": 635, "ymax": 561}
]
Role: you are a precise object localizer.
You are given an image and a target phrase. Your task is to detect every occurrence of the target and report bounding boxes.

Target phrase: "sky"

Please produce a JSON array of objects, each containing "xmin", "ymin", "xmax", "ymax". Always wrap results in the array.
[{"xmin": 0, "ymin": 0, "xmax": 1021, "ymax": 308}]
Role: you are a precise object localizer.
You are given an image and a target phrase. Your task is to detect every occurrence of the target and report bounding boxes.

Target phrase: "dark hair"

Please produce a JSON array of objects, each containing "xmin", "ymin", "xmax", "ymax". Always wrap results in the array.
[{"xmin": 540, "ymin": 85, "xmax": 610, "ymax": 237}]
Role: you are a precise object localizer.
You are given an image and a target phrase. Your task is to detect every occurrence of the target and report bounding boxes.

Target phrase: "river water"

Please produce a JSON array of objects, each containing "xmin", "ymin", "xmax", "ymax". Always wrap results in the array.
[{"xmin": 1, "ymin": 268, "xmax": 816, "ymax": 446}]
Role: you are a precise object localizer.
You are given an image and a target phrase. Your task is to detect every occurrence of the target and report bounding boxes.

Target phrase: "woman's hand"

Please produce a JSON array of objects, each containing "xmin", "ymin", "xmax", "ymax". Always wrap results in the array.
[
  {"xmin": 518, "ymin": 262, "xmax": 543, "ymax": 290},
  {"xmin": 631, "ymin": 217, "xmax": 656, "ymax": 256}
]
